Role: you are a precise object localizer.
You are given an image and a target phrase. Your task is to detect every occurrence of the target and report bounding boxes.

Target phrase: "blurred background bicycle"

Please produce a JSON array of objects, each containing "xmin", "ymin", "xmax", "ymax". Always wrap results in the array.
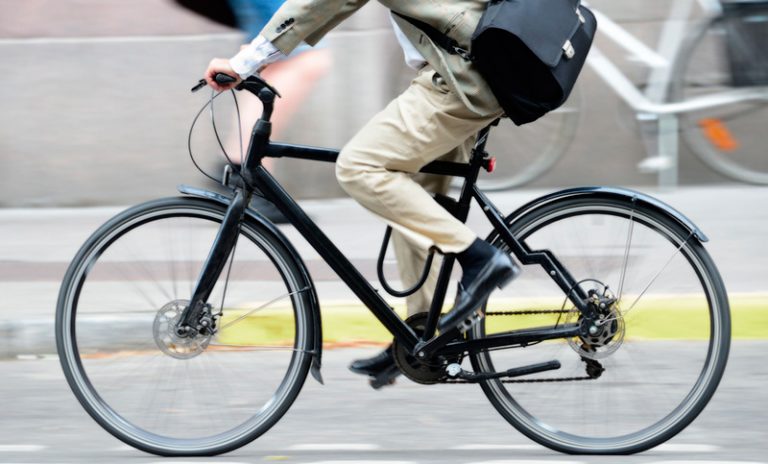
[{"xmin": 473, "ymin": 0, "xmax": 768, "ymax": 190}]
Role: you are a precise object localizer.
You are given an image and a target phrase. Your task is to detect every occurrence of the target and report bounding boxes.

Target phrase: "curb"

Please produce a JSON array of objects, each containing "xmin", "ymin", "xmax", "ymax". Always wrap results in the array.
[
  {"xmin": 5, "ymin": 294, "xmax": 766, "ymax": 359},
  {"xmin": 1, "ymin": 319, "xmax": 58, "ymax": 359}
]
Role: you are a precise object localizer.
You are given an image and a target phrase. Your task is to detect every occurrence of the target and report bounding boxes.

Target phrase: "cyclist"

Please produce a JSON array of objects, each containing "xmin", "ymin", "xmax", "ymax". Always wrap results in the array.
[{"xmin": 204, "ymin": 0, "xmax": 521, "ymax": 382}]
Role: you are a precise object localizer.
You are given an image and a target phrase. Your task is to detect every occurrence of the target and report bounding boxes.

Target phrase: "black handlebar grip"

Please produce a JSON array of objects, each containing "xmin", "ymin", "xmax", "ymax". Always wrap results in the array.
[
  {"xmin": 191, "ymin": 73, "xmax": 239, "ymax": 93},
  {"xmin": 215, "ymin": 73, "xmax": 238, "ymax": 85}
]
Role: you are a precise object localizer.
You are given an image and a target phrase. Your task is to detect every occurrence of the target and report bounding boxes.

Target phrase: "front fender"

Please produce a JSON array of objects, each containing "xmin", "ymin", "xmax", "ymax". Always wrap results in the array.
[
  {"xmin": 505, "ymin": 186, "xmax": 708, "ymax": 242},
  {"xmin": 178, "ymin": 185, "xmax": 324, "ymax": 384}
]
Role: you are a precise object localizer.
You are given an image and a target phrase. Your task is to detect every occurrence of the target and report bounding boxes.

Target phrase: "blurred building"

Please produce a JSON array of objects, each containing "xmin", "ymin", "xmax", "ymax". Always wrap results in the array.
[{"xmin": 0, "ymin": 0, "xmax": 736, "ymax": 206}]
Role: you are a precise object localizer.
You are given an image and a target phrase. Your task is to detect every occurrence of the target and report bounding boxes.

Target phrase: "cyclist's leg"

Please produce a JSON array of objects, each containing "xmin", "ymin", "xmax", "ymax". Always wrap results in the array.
[
  {"xmin": 391, "ymin": 136, "xmax": 476, "ymax": 317},
  {"xmin": 337, "ymin": 66, "xmax": 517, "ymax": 336},
  {"xmin": 347, "ymin": 140, "xmax": 472, "ymax": 382},
  {"xmin": 347, "ymin": 161, "xmax": 461, "ymax": 380},
  {"xmin": 335, "ymin": 67, "xmax": 497, "ymax": 254}
]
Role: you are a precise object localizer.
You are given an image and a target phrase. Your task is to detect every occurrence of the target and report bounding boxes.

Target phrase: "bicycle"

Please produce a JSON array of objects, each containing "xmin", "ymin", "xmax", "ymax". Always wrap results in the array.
[
  {"xmin": 476, "ymin": 0, "xmax": 768, "ymax": 190},
  {"xmin": 56, "ymin": 74, "xmax": 731, "ymax": 457}
]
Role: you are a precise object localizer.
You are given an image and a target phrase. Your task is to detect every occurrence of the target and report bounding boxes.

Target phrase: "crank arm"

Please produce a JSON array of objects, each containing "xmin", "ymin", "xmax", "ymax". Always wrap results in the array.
[{"xmin": 446, "ymin": 360, "xmax": 562, "ymax": 382}]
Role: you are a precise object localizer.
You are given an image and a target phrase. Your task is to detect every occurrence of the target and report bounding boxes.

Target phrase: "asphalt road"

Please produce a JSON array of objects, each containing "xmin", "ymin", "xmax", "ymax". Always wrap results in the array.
[
  {"xmin": 0, "ymin": 343, "xmax": 766, "ymax": 464},
  {"xmin": 0, "ymin": 187, "xmax": 766, "ymax": 463}
]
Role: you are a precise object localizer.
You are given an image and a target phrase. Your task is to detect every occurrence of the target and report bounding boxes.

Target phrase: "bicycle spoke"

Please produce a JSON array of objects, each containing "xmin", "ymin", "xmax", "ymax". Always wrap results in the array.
[
  {"xmin": 616, "ymin": 208, "xmax": 635, "ymax": 301},
  {"xmin": 218, "ymin": 287, "xmax": 310, "ymax": 330},
  {"xmin": 218, "ymin": 228, "xmax": 240, "ymax": 315},
  {"xmin": 622, "ymin": 233, "xmax": 692, "ymax": 315},
  {"xmin": 207, "ymin": 343, "xmax": 309, "ymax": 352}
]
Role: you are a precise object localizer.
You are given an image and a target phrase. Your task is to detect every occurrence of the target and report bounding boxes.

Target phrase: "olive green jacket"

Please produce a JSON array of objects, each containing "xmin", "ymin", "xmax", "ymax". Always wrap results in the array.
[{"xmin": 261, "ymin": 0, "xmax": 499, "ymax": 116}]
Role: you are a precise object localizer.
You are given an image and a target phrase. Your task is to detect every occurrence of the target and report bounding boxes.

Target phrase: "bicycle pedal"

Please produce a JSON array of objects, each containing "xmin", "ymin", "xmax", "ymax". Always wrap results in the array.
[{"xmin": 369, "ymin": 365, "xmax": 400, "ymax": 390}]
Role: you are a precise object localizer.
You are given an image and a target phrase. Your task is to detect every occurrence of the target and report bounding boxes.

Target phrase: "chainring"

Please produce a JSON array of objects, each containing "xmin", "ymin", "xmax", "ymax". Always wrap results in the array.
[{"xmin": 392, "ymin": 313, "xmax": 462, "ymax": 385}]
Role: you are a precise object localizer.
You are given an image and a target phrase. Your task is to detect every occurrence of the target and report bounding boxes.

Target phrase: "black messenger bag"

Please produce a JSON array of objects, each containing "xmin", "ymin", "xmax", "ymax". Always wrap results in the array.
[{"xmin": 396, "ymin": 0, "xmax": 597, "ymax": 126}]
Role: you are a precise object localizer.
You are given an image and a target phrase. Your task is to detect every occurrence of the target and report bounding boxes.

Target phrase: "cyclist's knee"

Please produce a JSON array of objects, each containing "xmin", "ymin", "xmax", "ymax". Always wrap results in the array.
[{"xmin": 336, "ymin": 149, "xmax": 368, "ymax": 192}]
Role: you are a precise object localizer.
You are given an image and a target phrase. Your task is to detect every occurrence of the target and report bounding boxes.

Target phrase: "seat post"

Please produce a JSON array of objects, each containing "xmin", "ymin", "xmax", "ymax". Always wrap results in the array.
[{"xmin": 456, "ymin": 123, "xmax": 496, "ymax": 213}]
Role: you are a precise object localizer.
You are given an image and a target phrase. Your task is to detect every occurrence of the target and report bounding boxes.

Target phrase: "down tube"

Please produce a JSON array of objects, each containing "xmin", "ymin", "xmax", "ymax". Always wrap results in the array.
[{"xmin": 252, "ymin": 165, "xmax": 420, "ymax": 349}]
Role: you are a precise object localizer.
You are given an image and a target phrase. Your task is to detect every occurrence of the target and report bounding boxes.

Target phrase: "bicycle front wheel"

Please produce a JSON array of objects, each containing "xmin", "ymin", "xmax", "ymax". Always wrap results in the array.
[
  {"xmin": 670, "ymin": 15, "xmax": 768, "ymax": 184},
  {"xmin": 469, "ymin": 194, "xmax": 730, "ymax": 454},
  {"xmin": 56, "ymin": 197, "xmax": 316, "ymax": 456}
]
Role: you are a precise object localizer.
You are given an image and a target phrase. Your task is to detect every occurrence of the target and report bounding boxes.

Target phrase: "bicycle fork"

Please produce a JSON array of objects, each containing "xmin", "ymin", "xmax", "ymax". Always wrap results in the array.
[{"xmin": 176, "ymin": 190, "xmax": 249, "ymax": 337}]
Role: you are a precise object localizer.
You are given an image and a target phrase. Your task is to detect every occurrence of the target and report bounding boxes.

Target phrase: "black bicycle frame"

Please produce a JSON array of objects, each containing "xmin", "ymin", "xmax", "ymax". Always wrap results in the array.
[{"xmin": 180, "ymin": 77, "xmax": 588, "ymax": 357}]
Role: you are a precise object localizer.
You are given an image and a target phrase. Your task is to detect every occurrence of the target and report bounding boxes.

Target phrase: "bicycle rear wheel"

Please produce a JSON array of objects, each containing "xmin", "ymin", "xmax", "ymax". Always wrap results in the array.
[
  {"xmin": 670, "ymin": 14, "xmax": 768, "ymax": 184},
  {"xmin": 469, "ymin": 195, "xmax": 730, "ymax": 454},
  {"xmin": 56, "ymin": 197, "xmax": 316, "ymax": 456}
]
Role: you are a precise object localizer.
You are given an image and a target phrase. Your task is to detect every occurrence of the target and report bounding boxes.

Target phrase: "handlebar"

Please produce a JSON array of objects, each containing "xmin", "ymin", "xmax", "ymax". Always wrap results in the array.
[
  {"xmin": 191, "ymin": 73, "xmax": 281, "ymax": 99},
  {"xmin": 191, "ymin": 72, "xmax": 281, "ymax": 122}
]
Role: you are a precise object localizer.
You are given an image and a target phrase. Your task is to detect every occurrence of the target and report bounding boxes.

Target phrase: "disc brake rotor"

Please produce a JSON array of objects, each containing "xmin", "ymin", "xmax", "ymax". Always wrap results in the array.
[
  {"xmin": 153, "ymin": 300, "xmax": 211, "ymax": 359},
  {"xmin": 565, "ymin": 285, "xmax": 625, "ymax": 360}
]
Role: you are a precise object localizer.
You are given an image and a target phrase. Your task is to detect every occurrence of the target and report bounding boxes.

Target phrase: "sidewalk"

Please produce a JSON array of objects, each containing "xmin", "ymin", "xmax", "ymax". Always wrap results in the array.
[{"xmin": 2, "ymin": 185, "xmax": 767, "ymax": 357}]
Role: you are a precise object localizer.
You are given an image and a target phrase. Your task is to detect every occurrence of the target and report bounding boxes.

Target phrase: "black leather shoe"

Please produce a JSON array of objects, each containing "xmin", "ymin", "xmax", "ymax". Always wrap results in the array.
[
  {"xmin": 349, "ymin": 346, "xmax": 395, "ymax": 376},
  {"xmin": 439, "ymin": 250, "xmax": 520, "ymax": 333}
]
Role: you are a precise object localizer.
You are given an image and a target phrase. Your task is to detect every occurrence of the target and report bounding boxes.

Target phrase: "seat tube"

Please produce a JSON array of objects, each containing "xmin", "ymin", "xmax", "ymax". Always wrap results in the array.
[{"xmin": 422, "ymin": 256, "xmax": 457, "ymax": 340}]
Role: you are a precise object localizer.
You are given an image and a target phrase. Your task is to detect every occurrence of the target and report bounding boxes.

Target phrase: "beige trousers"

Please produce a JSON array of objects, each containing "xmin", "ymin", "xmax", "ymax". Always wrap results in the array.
[{"xmin": 336, "ymin": 67, "xmax": 502, "ymax": 315}]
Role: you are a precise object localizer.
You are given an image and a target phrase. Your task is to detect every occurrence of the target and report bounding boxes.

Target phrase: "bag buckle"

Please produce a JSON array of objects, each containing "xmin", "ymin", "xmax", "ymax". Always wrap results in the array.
[
  {"xmin": 563, "ymin": 40, "xmax": 576, "ymax": 59},
  {"xmin": 453, "ymin": 46, "xmax": 472, "ymax": 61},
  {"xmin": 576, "ymin": 7, "xmax": 586, "ymax": 24}
]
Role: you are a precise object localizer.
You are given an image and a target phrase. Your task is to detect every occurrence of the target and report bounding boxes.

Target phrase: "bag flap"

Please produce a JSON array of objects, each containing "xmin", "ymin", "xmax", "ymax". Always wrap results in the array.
[{"xmin": 473, "ymin": 0, "xmax": 585, "ymax": 68}]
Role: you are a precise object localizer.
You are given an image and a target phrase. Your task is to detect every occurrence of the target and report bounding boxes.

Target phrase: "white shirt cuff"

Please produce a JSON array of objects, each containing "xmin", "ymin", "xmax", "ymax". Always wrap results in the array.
[{"xmin": 229, "ymin": 35, "xmax": 284, "ymax": 79}]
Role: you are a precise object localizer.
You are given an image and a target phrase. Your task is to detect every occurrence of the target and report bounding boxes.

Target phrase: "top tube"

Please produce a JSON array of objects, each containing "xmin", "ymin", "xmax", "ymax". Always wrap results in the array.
[{"xmin": 229, "ymin": 74, "xmax": 498, "ymax": 180}]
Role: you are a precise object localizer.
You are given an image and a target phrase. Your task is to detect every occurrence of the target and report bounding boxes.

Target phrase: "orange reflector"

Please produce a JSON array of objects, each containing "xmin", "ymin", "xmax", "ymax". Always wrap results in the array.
[{"xmin": 698, "ymin": 118, "xmax": 740, "ymax": 152}]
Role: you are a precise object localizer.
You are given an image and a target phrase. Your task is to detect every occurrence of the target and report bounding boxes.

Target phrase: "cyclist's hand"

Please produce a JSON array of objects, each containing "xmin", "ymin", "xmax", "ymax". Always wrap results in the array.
[{"xmin": 204, "ymin": 58, "xmax": 242, "ymax": 92}]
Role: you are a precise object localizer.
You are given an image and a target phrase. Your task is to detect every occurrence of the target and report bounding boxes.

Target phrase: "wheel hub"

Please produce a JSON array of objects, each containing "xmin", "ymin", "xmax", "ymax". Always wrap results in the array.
[
  {"xmin": 153, "ymin": 300, "xmax": 212, "ymax": 359},
  {"xmin": 566, "ymin": 285, "xmax": 625, "ymax": 360},
  {"xmin": 392, "ymin": 313, "xmax": 462, "ymax": 384}
]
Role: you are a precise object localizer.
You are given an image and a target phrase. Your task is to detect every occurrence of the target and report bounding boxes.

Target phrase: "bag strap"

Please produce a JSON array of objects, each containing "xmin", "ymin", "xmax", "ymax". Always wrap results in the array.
[{"xmin": 392, "ymin": 11, "xmax": 472, "ymax": 60}]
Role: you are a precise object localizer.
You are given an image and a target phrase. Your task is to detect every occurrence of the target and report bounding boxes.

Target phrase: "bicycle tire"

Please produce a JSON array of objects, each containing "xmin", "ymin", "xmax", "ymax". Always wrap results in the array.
[
  {"xmin": 56, "ymin": 196, "xmax": 315, "ymax": 456},
  {"xmin": 454, "ymin": 85, "xmax": 581, "ymax": 191},
  {"xmin": 468, "ymin": 194, "xmax": 730, "ymax": 454},
  {"xmin": 670, "ymin": 15, "xmax": 768, "ymax": 184}
]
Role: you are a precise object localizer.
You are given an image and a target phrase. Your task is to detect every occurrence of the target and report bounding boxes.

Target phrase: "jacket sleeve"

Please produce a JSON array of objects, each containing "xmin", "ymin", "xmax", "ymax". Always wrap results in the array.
[{"xmin": 261, "ymin": 0, "xmax": 370, "ymax": 55}]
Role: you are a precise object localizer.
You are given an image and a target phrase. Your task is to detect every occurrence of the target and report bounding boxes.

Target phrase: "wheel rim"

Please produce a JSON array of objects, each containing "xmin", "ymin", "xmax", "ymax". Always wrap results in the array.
[
  {"xmin": 59, "ymin": 204, "xmax": 310, "ymax": 451},
  {"xmin": 472, "ymin": 202, "xmax": 727, "ymax": 451}
]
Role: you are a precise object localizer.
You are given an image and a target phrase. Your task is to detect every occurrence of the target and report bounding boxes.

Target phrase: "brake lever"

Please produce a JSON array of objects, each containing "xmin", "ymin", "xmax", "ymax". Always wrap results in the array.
[
  {"xmin": 191, "ymin": 79, "xmax": 206, "ymax": 93},
  {"xmin": 191, "ymin": 73, "xmax": 238, "ymax": 93}
]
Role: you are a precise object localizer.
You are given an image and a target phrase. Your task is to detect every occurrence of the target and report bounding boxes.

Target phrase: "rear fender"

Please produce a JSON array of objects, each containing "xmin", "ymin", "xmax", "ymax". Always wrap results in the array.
[{"xmin": 504, "ymin": 186, "xmax": 708, "ymax": 242}]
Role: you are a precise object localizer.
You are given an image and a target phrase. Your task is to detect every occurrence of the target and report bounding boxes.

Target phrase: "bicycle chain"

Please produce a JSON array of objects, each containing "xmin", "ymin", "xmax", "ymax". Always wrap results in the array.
[
  {"xmin": 486, "ymin": 309, "xmax": 576, "ymax": 316},
  {"xmin": 439, "ymin": 308, "xmax": 597, "ymax": 384}
]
